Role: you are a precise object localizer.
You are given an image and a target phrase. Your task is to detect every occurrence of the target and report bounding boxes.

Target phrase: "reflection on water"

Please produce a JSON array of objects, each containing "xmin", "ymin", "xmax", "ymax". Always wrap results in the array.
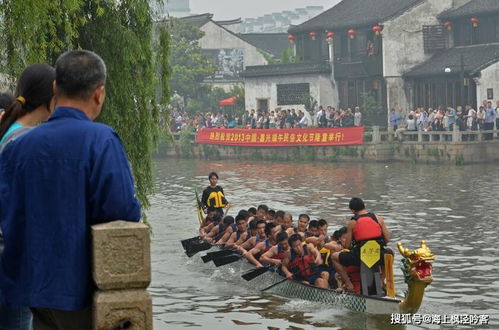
[{"xmin": 148, "ymin": 158, "xmax": 499, "ymax": 329}]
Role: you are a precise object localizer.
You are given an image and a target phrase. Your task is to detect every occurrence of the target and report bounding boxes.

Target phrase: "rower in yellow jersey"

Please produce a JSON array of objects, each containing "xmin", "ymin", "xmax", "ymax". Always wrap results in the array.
[{"xmin": 201, "ymin": 172, "xmax": 232, "ymax": 217}]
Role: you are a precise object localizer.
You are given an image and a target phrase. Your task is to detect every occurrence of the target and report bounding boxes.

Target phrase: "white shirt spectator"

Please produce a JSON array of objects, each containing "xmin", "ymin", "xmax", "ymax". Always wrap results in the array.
[{"xmin": 354, "ymin": 111, "xmax": 362, "ymax": 126}]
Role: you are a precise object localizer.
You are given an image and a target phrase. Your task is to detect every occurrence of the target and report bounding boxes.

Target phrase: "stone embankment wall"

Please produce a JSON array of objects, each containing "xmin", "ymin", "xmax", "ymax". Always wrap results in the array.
[{"xmin": 160, "ymin": 127, "xmax": 499, "ymax": 165}]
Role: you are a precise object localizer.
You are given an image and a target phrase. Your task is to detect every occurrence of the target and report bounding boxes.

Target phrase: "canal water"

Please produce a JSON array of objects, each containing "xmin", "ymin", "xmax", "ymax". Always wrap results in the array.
[{"xmin": 148, "ymin": 158, "xmax": 498, "ymax": 329}]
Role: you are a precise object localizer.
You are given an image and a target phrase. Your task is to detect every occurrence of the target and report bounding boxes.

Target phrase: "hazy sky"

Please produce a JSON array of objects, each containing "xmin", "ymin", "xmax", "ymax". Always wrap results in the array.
[{"xmin": 190, "ymin": 0, "xmax": 339, "ymax": 20}]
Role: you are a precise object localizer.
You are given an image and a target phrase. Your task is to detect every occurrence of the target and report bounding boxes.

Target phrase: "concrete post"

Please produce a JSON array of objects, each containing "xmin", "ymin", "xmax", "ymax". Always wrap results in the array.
[
  {"xmin": 92, "ymin": 221, "xmax": 152, "ymax": 330},
  {"xmin": 418, "ymin": 130, "xmax": 423, "ymax": 143},
  {"xmin": 387, "ymin": 126, "xmax": 394, "ymax": 142},
  {"xmin": 452, "ymin": 124, "xmax": 461, "ymax": 143},
  {"xmin": 372, "ymin": 126, "xmax": 381, "ymax": 144}
]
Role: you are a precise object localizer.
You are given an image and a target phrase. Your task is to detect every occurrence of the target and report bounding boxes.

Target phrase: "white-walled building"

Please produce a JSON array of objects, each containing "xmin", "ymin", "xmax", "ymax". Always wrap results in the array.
[{"xmin": 180, "ymin": 14, "xmax": 289, "ymax": 91}]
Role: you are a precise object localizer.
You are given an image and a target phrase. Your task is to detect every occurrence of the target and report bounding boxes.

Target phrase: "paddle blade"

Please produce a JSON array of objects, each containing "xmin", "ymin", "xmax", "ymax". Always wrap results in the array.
[
  {"xmin": 212, "ymin": 254, "xmax": 241, "ymax": 267},
  {"xmin": 185, "ymin": 242, "xmax": 212, "ymax": 257},
  {"xmin": 202, "ymin": 249, "xmax": 235, "ymax": 263},
  {"xmin": 242, "ymin": 266, "xmax": 271, "ymax": 281},
  {"xmin": 181, "ymin": 236, "xmax": 201, "ymax": 250},
  {"xmin": 384, "ymin": 253, "xmax": 395, "ymax": 298}
]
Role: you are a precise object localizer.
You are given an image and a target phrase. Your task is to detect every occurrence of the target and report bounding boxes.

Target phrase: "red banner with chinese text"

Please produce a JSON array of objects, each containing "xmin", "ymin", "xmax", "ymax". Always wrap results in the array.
[{"xmin": 196, "ymin": 127, "xmax": 364, "ymax": 147}]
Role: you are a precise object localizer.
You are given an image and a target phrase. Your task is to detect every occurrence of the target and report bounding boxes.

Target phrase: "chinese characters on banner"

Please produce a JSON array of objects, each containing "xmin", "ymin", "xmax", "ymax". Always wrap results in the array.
[{"xmin": 196, "ymin": 127, "xmax": 364, "ymax": 147}]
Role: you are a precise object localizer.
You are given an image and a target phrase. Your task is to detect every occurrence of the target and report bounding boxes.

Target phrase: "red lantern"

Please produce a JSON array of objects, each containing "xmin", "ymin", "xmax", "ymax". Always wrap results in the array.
[
  {"xmin": 443, "ymin": 21, "xmax": 453, "ymax": 31},
  {"xmin": 372, "ymin": 25, "xmax": 383, "ymax": 36},
  {"xmin": 309, "ymin": 31, "xmax": 317, "ymax": 41},
  {"xmin": 470, "ymin": 17, "xmax": 479, "ymax": 28},
  {"xmin": 288, "ymin": 34, "xmax": 296, "ymax": 44},
  {"xmin": 326, "ymin": 31, "xmax": 335, "ymax": 42},
  {"xmin": 348, "ymin": 29, "xmax": 356, "ymax": 39}
]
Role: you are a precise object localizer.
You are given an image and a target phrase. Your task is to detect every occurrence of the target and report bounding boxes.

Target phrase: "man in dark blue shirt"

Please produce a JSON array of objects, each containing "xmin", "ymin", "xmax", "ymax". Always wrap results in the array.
[{"xmin": 0, "ymin": 50, "xmax": 140, "ymax": 329}]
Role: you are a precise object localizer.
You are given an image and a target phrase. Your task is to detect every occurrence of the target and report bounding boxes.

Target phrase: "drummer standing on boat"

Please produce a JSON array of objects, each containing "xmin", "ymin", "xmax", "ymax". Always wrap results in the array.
[
  {"xmin": 201, "ymin": 172, "xmax": 231, "ymax": 216},
  {"xmin": 331, "ymin": 197, "xmax": 391, "ymax": 293}
]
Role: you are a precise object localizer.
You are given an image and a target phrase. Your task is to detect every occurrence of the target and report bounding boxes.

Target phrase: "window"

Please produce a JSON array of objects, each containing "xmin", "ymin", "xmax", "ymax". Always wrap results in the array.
[
  {"xmin": 423, "ymin": 25, "xmax": 447, "ymax": 53},
  {"xmin": 277, "ymin": 83, "xmax": 310, "ymax": 105}
]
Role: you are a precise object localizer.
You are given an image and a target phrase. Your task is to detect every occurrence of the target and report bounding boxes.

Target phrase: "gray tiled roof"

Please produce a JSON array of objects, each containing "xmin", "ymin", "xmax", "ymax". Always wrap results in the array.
[
  {"xmin": 404, "ymin": 43, "xmax": 499, "ymax": 78},
  {"xmin": 242, "ymin": 61, "xmax": 331, "ymax": 78},
  {"xmin": 180, "ymin": 13, "xmax": 213, "ymax": 28},
  {"xmin": 439, "ymin": 0, "xmax": 499, "ymax": 20},
  {"xmin": 239, "ymin": 33, "xmax": 290, "ymax": 58},
  {"xmin": 289, "ymin": 0, "xmax": 423, "ymax": 33}
]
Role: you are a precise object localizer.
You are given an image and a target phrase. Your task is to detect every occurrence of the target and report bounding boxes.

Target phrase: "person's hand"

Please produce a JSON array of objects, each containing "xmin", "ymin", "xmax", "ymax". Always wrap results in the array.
[
  {"xmin": 274, "ymin": 260, "xmax": 282, "ymax": 267},
  {"xmin": 285, "ymin": 272, "xmax": 293, "ymax": 280}
]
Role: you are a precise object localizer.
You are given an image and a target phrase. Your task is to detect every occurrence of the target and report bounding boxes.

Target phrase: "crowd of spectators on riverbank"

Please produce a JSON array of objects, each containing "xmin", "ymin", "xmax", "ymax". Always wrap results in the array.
[
  {"xmin": 169, "ymin": 106, "xmax": 363, "ymax": 132},
  {"xmin": 391, "ymin": 100, "xmax": 499, "ymax": 140}
]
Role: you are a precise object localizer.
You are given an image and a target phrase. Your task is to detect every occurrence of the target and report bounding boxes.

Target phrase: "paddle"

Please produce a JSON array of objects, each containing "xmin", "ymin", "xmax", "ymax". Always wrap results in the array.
[
  {"xmin": 212, "ymin": 253, "xmax": 242, "ymax": 267},
  {"xmin": 181, "ymin": 236, "xmax": 202, "ymax": 251},
  {"xmin": 194, "ymin": 188, "xmax": 204, "ymax": 226},
  {"xmin": 241, "ymin": 265, "xmax": 274, "ymax": 281},
  {"xmin": 384, "ymin": 253, "xmax": 395, "ymax": 297},
  {"xmin": 201, "ymin": 249, "xmax": 235, "ymax": 263},
  {"xmin": 185, "ymin": 241, "xmax": 213, "ymax": 257}
]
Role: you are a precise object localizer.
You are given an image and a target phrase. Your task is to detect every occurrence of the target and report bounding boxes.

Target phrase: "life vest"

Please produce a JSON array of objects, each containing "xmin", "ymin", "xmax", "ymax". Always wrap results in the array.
[
  {"xmin": 319, "ymin": 247, "xmax": 331, "ymax": 266},
  {"xmin": 352, "ymin": 213, "xmax": 382, "ymax": 242},
  {"xmin": 205, "ymin": 186, "xmax": 227, "ymax": 208},
  {"xmin": 289, "ymin": 245, "xmax": 315, "ymax": 278}
]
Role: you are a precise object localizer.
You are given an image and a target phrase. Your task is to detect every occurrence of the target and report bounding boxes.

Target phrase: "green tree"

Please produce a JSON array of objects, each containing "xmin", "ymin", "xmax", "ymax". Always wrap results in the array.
[
  {"xmin": 0, "ymin": 0, "xmax": 171, "ymax": 216},
  {"xmin": 165, "ymin": 17, "xmax": 215, "ymax": 107},
  {"xmin": 280, "ymin": 47, "xmax": 301, "ymax": 64},
  {"xmin": 361, "ymin": 92, "xmax": 385, "ymax": 126}
]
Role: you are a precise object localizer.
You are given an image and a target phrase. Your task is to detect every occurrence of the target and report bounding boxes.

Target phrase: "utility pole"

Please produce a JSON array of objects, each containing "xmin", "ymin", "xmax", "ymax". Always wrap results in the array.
[{"xmin": 460, "ymin": 53, "xmax": 465, "ymax": 108}]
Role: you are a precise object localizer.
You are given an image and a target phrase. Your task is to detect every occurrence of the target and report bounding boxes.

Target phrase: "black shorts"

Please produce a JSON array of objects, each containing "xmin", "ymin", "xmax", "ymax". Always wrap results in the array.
[{"xmin": 339, "ymin": 250, "xmax": 360, "ymax": 267}]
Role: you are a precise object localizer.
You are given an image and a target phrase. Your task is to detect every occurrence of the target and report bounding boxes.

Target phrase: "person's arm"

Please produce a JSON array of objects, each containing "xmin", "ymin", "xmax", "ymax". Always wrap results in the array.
[
  {"xmin": 232, "ymin": 232, "xmax": 248, "ymax": 247},
  {"xmin": 308, "ymin": 244, "xmax": 323, "ymax": 265},
  {"xmin": 224, "ymin": 231, "xmax": 238, "ymax": 248},
  {"xmin": 215, "ymin": 228, "xmax": 232, "ymax": 246},
  {"xmin": 376, "ymin": 215, "xmax": 391, "ymax": 243},
  {"xmin": 244, "ymin": 242, "xmax": 265, "ymax": 268},
  {"xmin": 281, "ymin": 251, "xmax": 293, "ymax": 279},
  {"xmin": 344, "ymin": 220, "xmax": 355, "ymax": 249},
  {"xmin": 89, "ymin": 135, "xmax": 140, "ymax": 223},
  {"xmin": 204, "ymin": 226, "xmax": 220, "ymax": 243},
  {"xmin": 261, "ymin": 246, "xmax": 281, "ymax": 266},
  {"xmin": 237, "ymin": 236, "xmax": 255, "ymax": 253},
  {"xmin": 324, "ymin": 240, "xmax": 343, "ymax": 252},
  {"xmin": 199, "ymin": 223, "xmax": 213, "ymax": 237},
  {"xmin": 201, "ymin": 188, "xmax": 209, "ymax": 211}
]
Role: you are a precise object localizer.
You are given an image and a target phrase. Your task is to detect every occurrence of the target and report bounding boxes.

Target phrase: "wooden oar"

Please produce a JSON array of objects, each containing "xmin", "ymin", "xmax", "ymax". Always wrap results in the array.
[
  {"xmin": 212, "ymin": 253, "xmax": 242, "ymax": 267},
  {"xmin": 241, "ymin": 265, "xmax": 274, "ymax": 281},
  {"xmin": 384, "ymin": 253, "xmax": 395, "ymax": 297},
  {"xmin": 201, "ymin": 249, "xmax": 235, "ymax": 263}
]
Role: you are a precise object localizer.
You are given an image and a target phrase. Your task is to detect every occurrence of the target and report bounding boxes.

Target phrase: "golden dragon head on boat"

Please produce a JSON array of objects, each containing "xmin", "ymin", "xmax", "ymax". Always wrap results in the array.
[{"xmin": 397, "ymin": 240, "xmax": 435, "ymax": 284}]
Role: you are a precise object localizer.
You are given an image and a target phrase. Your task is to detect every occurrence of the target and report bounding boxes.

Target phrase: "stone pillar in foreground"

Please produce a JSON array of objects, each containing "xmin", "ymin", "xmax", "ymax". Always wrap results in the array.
[{"xmin": 92, "ymin": 221, "xmax": 152, "ymax": 330}]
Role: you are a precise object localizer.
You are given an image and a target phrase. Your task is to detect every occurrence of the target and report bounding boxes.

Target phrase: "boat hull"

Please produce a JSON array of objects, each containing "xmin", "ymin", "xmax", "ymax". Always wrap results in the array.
[{"xmin": 253, "ymin": 270, "xmax": 400, "ymax": 314}]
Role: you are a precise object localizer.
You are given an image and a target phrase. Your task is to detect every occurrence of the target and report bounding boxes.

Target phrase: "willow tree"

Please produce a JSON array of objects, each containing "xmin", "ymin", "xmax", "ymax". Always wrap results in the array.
[{"xmin": 0, "ymin": 0, "xmax": 171, "ymax": 214}]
